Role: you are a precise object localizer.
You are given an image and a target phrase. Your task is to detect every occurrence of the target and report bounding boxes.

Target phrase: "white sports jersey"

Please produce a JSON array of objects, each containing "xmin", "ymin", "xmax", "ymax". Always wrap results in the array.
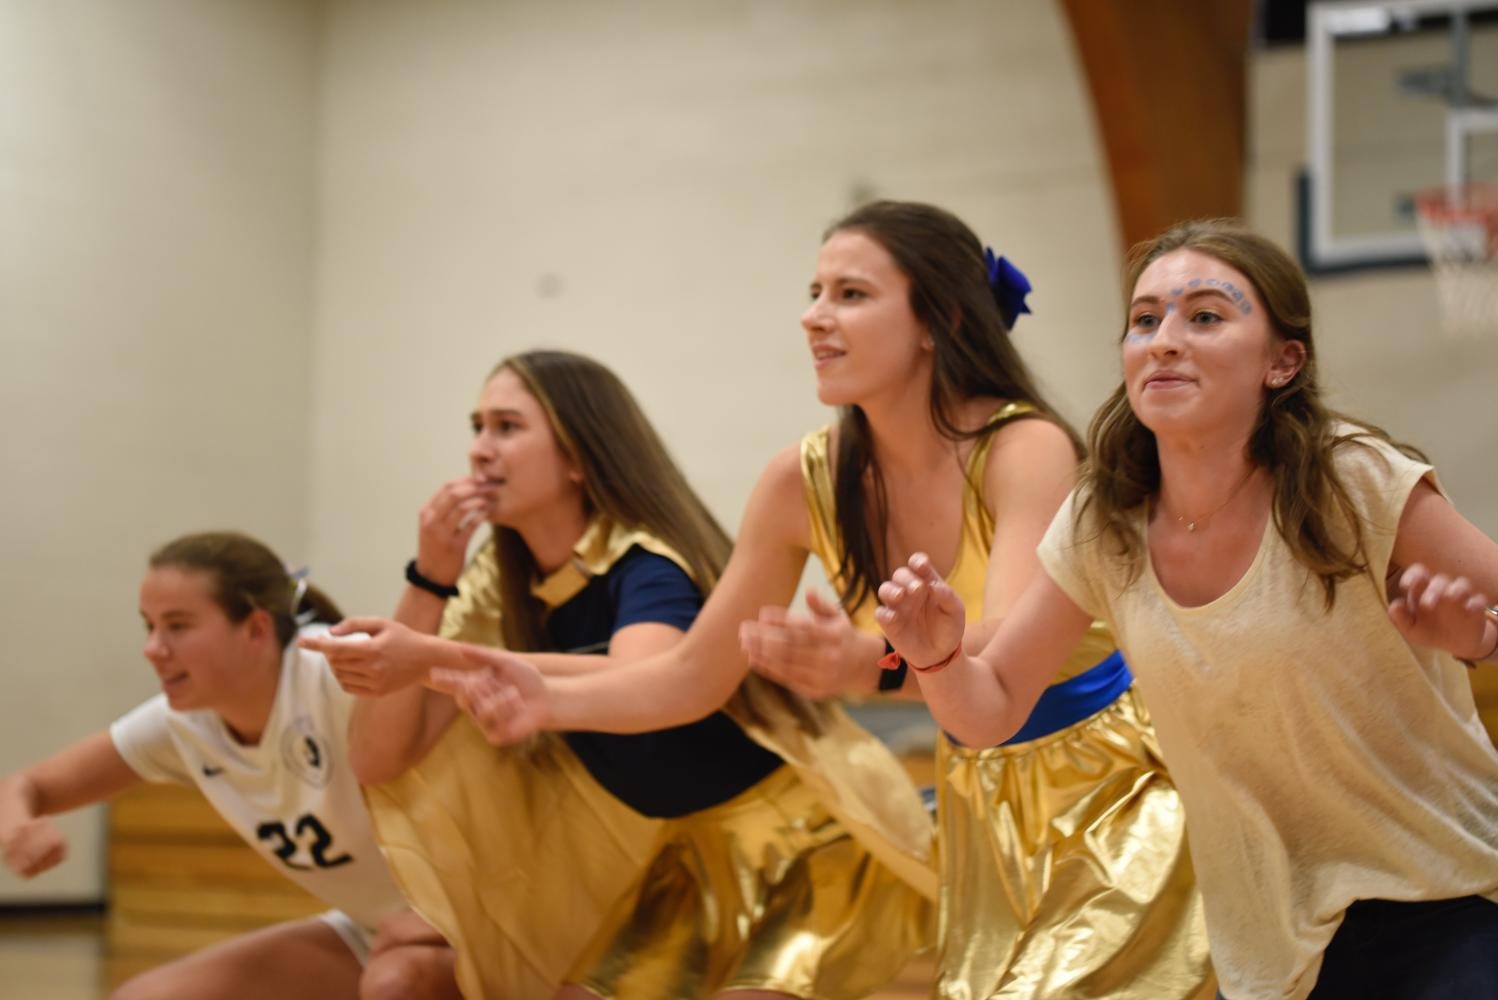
[{"xmin": 110, "ymin": 631, "xmax": 405, "ymax": 932}]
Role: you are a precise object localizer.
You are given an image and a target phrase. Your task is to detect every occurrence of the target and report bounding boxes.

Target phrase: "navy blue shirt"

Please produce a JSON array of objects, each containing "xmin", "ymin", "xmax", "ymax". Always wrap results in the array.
[{"xmin": 548, "ymin": 547, "xmax": 782, "ymax": 818}]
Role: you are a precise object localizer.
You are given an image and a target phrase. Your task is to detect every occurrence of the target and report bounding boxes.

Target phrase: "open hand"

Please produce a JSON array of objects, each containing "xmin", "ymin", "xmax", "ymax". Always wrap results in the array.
[
  {"xmin": 875, "ymin": 552, "xmax": 967, "ymax": 671},
  {"xmin": 741, "ymin": 591, "xmax": 871, "ymax": 699},
  {"xmin": 1388, "ymin": 563, "xmax": 1497, "ymax": 662},
  {"xmin": 429, "ymin": 646, "xmax": 549, "ymax": 746}
]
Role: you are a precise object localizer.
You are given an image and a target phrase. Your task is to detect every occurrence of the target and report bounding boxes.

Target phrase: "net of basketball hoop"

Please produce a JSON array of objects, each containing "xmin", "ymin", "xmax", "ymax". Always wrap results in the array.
[{"xmin": 1416, "ymin": 181, "xmax": 1498, "ymax": 336}]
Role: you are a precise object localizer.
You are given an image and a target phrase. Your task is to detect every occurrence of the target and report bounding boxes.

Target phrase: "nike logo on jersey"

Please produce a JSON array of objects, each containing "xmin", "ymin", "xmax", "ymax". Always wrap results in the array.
[{"xmin": 201, "ymin": 765, "xmax": 225, "ymax": 777}]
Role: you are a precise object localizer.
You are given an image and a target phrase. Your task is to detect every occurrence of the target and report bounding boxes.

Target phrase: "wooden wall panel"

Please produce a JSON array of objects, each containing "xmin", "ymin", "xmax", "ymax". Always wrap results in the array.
[{"xmin": 1060, "ymin": 0, "xmax": 1254, "ymax": 252}]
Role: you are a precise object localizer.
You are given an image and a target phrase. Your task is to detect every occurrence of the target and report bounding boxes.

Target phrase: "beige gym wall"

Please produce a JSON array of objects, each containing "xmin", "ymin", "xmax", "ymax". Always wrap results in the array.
[
  {"xmin": 5, "ymin": 0, "xmax": 1493, "ymax": 905},
  {"xmin": 304, "ymin": 0, "xmax": 1121, "ymax": 615},
  {"xmin": 0, "ymin": 0, "xmax": 319, "ymax": 900}
]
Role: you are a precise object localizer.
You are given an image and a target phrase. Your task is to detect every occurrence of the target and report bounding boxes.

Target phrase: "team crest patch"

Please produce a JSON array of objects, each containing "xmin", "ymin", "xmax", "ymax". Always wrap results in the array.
[{"xmin": 280, "ymin": 716, "xmax": 332, "ymax": 788}]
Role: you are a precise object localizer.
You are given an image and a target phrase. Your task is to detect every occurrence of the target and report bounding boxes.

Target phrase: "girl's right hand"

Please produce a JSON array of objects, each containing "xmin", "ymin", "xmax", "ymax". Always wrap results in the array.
[
  {"xmin": 415, "ymin": 476, "xmax": 498, "ymax": 586},
  {"xmin": 429, "ymin": 647, "xmax": 550, "ymax": 746},
  {"xmin": 1, "ymin": 816, "xmax": 67, "ymax": 879},
  {"xmin": 741, "ymin": 591, "xmax": 872, "ymax": 699},
  {"xmin": 875, "ymin": 552, "xmax": 967, "ymax": 671},
  {"xmin": 300, "ymin": 618, "xmax": 437, "ymax": 696}
]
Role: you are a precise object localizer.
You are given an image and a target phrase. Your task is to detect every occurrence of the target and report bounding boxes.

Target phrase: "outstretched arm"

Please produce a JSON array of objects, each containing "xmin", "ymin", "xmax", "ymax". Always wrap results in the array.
[
  {"xmin": 0, "ymin": 731, "xmax": 140, "ymax": 878},
  {"xmin": 742, "ymin": 417, "xmax": 1080, "ymax": 701},
  {"xmin": 434, "ymin": 446, "xmax": 815, "ymax": 739},
  {"xmin": 878, "ymin": 553, "xmax": 1093, "ymax": 746}
]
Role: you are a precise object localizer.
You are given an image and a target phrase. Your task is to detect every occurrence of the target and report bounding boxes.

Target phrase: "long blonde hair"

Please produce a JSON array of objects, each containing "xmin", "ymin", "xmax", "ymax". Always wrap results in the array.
[
  {"xmin": 489, "ymin": 350, "xmax": 732, "ymax": 651},
  {"xmin": 1078, "ymin": 219, "xmax": 1423, "ymax": 607}
]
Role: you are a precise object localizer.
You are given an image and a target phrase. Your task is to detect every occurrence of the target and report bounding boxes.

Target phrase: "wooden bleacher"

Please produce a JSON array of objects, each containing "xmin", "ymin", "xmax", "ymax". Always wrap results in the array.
[{"xmin": 105, "ymin": 783, "xmax": 323, "ymax": 987}]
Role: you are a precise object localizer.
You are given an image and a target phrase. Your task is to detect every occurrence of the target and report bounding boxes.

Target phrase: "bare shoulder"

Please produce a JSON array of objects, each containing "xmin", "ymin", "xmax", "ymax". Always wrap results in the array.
[
  {"xmin": 984, "ymin": 417, "xmax": 1079, "ymax": 480},
  {"xmin": 758, "ymin": 439, "xmax": 810, "ymax": 497},
  {"xmin": 742, "ymin": 441, "xmax": 814, "ymax": 549}
]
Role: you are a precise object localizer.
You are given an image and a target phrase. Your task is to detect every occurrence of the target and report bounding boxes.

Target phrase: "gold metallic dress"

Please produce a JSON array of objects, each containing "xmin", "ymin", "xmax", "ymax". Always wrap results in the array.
[
  {"xmin": 802, "ymin": 405, "xmax": 1215, "ymax": 1000},
  {"xmin": 368, "ymin": 519, "xmax": 933, "ymax": 999}
]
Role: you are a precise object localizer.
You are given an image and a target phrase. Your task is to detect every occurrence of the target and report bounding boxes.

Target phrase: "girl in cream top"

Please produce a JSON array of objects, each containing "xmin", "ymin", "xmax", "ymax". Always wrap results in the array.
[{"xmin": 878, "ymin": 220, "xmax": 1498, "ymax": 1000}]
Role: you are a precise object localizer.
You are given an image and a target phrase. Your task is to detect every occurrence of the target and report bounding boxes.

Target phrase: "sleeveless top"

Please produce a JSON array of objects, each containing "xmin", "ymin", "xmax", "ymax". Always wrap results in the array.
[{"xmin": 801, "ymin": 402, "xmax": 1116, "ymax": 684}]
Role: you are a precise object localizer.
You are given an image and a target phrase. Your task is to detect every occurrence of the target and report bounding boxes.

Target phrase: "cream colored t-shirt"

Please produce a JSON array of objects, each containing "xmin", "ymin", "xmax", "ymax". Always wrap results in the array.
[{"xmin": 1038, "ymin": 431, "xmax": 1498, "ymax": 1000}]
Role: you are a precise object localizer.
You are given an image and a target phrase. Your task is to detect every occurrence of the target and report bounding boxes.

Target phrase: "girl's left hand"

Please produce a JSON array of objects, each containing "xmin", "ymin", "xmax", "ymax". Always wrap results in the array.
[{"xmin": 1388, "ymin": 563, "xmax": 1498, "ymax": 662}]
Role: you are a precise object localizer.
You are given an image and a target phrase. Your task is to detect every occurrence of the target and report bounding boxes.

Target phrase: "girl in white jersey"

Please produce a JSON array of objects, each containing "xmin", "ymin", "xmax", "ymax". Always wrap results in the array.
[
  {"xmin": 0, "ymin": 531, "xmax": 460, "ymax": 1000},
  {"xmin": 877, "ymin": 219, "xmax": 1498, "ymax": 1000}
]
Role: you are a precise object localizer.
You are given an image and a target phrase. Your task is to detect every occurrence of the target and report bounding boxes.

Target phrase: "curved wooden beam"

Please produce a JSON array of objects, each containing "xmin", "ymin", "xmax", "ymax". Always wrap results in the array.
[{"xmin": 1060, "ymin": 0, "xmax": 1253, "ymax": 253}]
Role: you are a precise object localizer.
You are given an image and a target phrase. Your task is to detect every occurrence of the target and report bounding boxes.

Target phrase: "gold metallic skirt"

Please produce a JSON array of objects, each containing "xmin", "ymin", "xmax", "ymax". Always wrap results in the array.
[
  {"xmin": 364, "ymin": 720, "xmax": 660, "ymax": 999},
  {"xmin": 935, "ymin": 686, "xmax": 1215, "ymax": 1000},
  {"xmin": 573, "ymin": 764, "xmax": 932, "ymax": 999}
]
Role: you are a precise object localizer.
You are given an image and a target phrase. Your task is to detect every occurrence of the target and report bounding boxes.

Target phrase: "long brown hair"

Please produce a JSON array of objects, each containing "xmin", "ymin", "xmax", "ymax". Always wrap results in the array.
[
  {"xmin": 824, "ymin": 200, "xmax": 1080, "ymax": 612},
  {"xmin": 1079, "ymin": 218, "xmax": 1424, "ymax": 606},
  {"xmin": 150, "ymin": 532, "xmax": 342, "ymax": 647},
  {"xmin": 489, "ymin": 350, "xmax": 732, "ymax": 651}
]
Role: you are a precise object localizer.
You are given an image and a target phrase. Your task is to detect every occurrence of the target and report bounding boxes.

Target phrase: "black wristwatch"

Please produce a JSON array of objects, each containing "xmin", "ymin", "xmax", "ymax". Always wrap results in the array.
[{"xmin": 405, "ymin": 559, "xmax": 460, "ymax": 599}]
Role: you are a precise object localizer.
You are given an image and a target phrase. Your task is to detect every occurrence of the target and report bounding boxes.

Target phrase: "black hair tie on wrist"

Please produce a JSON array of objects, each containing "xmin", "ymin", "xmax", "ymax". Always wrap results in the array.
[{"xmin": 405, "ymin": 559, "xmax": 460, "ymax": 600}]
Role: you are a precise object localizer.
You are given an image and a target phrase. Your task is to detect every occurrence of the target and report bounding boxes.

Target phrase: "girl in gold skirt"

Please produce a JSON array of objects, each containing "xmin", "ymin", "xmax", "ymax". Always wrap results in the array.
[
  {"xmin": 742, "ymin": 201, "xmax": 1215, "ymax": 999},
  {"xmin": 306, "ymin": 350, "xmax": 931, "ymax": 999},
  {"xmin": 430, "ymin": 203, "xmax": 1215, "ymax": 998}
]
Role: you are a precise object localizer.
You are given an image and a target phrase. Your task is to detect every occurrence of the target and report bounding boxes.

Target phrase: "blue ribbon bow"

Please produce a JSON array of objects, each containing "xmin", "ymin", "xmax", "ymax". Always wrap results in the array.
[{"xmin": 983, "ymin": 246, "xmax": 1033, "ymax": 329}]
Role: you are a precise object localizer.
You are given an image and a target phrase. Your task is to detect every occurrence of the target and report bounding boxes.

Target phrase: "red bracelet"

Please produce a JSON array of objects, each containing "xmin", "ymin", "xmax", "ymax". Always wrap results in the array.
[{"xmin": 874, "ymin": 643, "xmax": 958, "ymax": 676}]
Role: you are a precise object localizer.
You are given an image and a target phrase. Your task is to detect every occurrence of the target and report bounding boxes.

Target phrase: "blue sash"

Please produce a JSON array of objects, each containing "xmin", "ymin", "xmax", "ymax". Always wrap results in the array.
[{"xmin": 994, "ymin": 649, "xmax": 1132, "ymax": 746}]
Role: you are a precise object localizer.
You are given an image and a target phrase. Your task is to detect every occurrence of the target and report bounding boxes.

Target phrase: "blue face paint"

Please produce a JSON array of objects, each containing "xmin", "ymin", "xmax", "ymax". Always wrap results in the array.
[
  {"xmin": 1164, "ymin": 301, "xmax": 1177, "ymax": 313},
  {"xmin": 1188, "ymin": 278, "xmax": 1202, "ymax": 288}
]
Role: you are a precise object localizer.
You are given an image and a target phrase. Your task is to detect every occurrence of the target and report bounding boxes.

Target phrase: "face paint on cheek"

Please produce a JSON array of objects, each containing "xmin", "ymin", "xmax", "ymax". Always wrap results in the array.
[{"xmin": 1123, "ymin": 330, "xmax": 1154, "ymax": 345}]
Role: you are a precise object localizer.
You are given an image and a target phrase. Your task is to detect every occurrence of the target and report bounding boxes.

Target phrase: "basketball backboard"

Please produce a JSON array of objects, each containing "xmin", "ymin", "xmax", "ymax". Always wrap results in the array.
[{"xmin": 1303, "ymin": 0, "xmax": 1498, "ymax": 271}]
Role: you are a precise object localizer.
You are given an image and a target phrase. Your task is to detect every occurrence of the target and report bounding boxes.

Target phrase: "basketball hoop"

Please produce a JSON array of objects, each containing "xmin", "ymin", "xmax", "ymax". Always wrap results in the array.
[{"xmin": 1415, "ymin": 182, "xmax": 1498, "ymax": 337}]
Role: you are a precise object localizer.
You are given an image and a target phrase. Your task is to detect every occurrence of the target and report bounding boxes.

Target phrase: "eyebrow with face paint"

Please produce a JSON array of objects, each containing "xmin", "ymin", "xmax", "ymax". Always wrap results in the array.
[{"xmin": 1130, "ymin": 284, "xmax": 1253, "ymax": 316}]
